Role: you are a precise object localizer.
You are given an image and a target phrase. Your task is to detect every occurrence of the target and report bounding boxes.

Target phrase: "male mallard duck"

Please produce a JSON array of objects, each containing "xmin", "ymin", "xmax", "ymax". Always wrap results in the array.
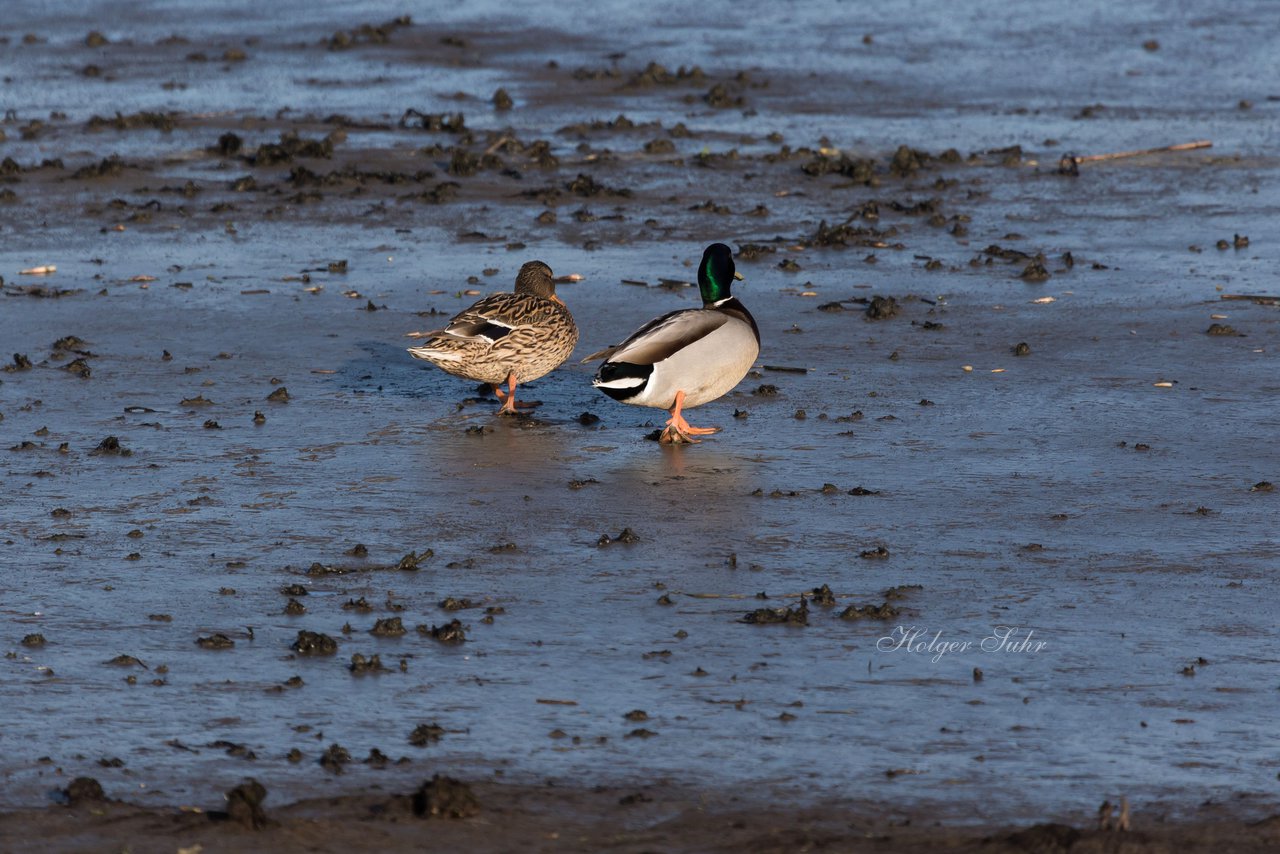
[
  {"xmin": 583, "ymin": 243, "xmax": 759, "ymax": 443},
  {"xmin": 407, "ymin": 261, "xmax": 578, "ymax": 414}
]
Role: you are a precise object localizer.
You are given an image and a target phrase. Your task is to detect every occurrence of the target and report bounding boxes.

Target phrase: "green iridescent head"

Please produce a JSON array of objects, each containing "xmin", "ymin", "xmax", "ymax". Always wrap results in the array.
[{"xmin": 697, "ymin": 243, "xmax": 743, "ymax": 304}]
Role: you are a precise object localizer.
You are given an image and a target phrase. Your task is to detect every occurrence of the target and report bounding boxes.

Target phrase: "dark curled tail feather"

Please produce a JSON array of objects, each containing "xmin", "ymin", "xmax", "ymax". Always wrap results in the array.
[{"xmin": 594, "ymin": 361, "xmax": 652, "ymax": 401}]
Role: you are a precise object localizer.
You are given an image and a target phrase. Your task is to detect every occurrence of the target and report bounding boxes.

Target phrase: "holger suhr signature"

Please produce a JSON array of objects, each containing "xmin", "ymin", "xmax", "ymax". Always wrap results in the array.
[{"xmin": 876, "ymin": 625, "xmax": 1047, "ymax": 663}]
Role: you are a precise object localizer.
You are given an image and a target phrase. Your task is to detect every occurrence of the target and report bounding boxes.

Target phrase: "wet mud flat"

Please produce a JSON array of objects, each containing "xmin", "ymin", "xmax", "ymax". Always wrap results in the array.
[
  {"xmin": 2, "ymin": 1, "xmax": 1279, "ymax": 850},
  {"xmin": 5, "ymin": 778, "xmax": 1280, "ymax": 854}
]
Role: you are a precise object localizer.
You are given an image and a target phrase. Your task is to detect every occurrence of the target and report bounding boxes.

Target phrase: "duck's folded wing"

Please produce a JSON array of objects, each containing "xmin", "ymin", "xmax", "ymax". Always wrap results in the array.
[
  {"xmin": 602, "ymin": 309, "xmax": 730, "ymax": 367},
  {"xmin": 580, "ymin": 344, "xmax": 619, "ymax": 363},
  {"xmin": 429, "ymin": 293, "xmax": 539, "ymax": 341},
  {"xmin": 434, "ymin": 315, "xmax": 516, "ymax": 344}
]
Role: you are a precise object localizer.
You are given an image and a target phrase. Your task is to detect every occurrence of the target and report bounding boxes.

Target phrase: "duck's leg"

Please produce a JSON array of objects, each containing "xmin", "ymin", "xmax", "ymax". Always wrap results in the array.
[
  {"xmin": 659, "ymin": 390, "xmax": 721, "ymax": 443},
  {"xmin": 496, "ymin": 371, "xmax": 520, "ymax": 414},
  {"xmin": 495, "ymin": 371, "xmax": 542, "ymax": 415}
]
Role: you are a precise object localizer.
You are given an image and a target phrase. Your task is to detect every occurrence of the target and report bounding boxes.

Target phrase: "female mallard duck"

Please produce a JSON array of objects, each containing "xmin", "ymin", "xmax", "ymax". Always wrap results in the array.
[
  {"xmin": 583, "ymin": 243, "xmax": 759, "ymax": 443},
  {"xmin": 407, "ymin": 260, "xmax": 578, "ymax": 414}
]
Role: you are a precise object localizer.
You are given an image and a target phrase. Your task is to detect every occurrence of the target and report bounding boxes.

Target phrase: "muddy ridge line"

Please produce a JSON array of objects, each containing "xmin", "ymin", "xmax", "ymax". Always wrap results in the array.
[
  {"xmin": 6, "ymin": 774, "xmax": 1280, "ymax": 854},
  {"xmin": 1, "ymin": 14, "xmax": 1191, "ymax": 265}
]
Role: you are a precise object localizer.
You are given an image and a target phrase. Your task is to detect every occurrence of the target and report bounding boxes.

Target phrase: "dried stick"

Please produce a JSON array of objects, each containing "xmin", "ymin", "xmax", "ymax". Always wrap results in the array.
[
  {"xmin": 1059, "ymin": 140, "xmax": 1212, "ymax": 174},
  {"xmin": 1220, "ymin": 293, "xmax": 1280, "ymax": 305}
]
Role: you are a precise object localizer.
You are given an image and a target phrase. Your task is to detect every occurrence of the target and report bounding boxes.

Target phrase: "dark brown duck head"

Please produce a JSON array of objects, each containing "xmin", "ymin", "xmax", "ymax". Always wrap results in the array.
[{"xmin": 514, "ymin": 260, "xmax": 561, "ymax": 304}]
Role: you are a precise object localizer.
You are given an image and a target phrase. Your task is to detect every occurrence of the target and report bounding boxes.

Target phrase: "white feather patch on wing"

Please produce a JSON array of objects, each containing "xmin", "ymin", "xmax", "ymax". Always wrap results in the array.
[
  {"xmin": 444, "ymin": 317, "xmax": 516, "ymax": 345},
  {"xmin": 407, "ymin": 346, "xmax": 464, "ymax": 362},
  {"xmin": 593, "ymin": 375, "xmax": 646, "ymax": 389}
]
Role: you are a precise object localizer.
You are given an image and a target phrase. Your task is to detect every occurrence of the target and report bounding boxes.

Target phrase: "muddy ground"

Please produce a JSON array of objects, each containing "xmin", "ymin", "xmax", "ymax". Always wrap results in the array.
[
  {"xmin": 1, "ymin": 1, "xmax": 1278, "ymax": 850},
  {"xmin": 5, "ymin": 778, "xmax": 1280, "ymax": 853}
]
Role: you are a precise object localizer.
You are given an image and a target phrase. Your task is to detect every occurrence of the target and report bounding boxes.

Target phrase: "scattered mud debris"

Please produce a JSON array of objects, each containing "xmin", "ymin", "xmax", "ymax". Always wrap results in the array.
[
  {"xmin": 418, "ymin": 619, "xmax": 466, "ymax": 643},
  {"xmin": 307, "ymin": 550, "xmax": 428, "ymax": 576},
  {"xmin": 71, "ymin": 156, "xmax": 128, "ymax": 180},
  {"xmin": 981, "ymin": 244, "xmax": 1035, "ymax": 263},
  {"xmin": 883, "ymin": 584, "xmax": 924, "ymax": 600},
  {"xmin": 865, "ymin": 296, "xmax": 899, "ymax": 320},
  {"xmin": 363, "ymin": 747, "xmax": 398, "ymax": 767},
  {"xmin": 1020, "ymin": 257, "xmax": 1051, "ymax": 282},
  {"xmin": 4, "ymin": 283, "xmax": 83, "ymax": 298},
  {"xmin": 409, "ymin": 723, "xmax": 446, "ymax": 746},
  {"xmin": 251, "ymin": 132, "xmax": 334, "ymax": 167},
  {"xmin": 860, "ymin": 546, "xmax": 891, "ymax": 559},
  {"xmin": 1012, "ymin": 342, "xmax": 1032, "ymax": 356},
  {"xmin": 741, "ymin": 597, "xmax": 809, "ymax": 625},
  {"xmin": 619, "ymin": 61, "xmax": 706, "ymax": 89},
  {"xmin": 413, "ymin": 775, "xmax": 479, "ymax": 819},
  {"xmin": 196, "ymin": 633, "xmax": 235, "ymax": 649},
  {"xmin": 219, "ymin": 779, "xmax": 269, "ymax": 830},
  {"xmin": 566, "ymin": 173, "xmax": 632, "ymax": 198},
  {"xmin": 399, "ymin": 109, "xmax": 467, "ymax": 134},
  {"xmin": 701, "ymin": 82, "xmax": 745, "ymax": 109},
  {"xmin": 598, "ymin": 527, "xmax": 640, "ymax": 546},
  {"xmin": 371, "ymin": 617, "xmax": 406, "ymax": 636},
  {"xmin": 839, "ymin": 602, "xmax": 902, "ymax": 620},
  {"xmin": 86, "ymin": 111, "xmax": 178, "ymax": 133},
  {"xmin": 802, "ymin": 152, "xmax": 876, "ymax": 183},
  {"xmin": 319, "ymin": 743, "xmax": 352, "ymax": 774},
  {"xmin": 806, "ymin": 218, "xmax": 899, "ymax": 250},
  {"xmin": 735, "ymin": 244, "xmax": 779, "ymax": 262},
  {"xmin": 810, "ymin": 584, "xmax": 837, "ymax": 606},
  {"xmin": 327, "ymin": 15, "xmax": 413, "ymax": 50},
  {"xmin": 1206, "ymin": 323, "xmax": 1240, "ymax": 336},
  {"xmin": 61, "ymin": 777, "xmax": 107, "ymax": 806},
  {"xmin": 291, "ymin": 630, "xmax": 338, "ymax": 656},
  {"xmin": 397, "ymin": 551, "xmax": 430, "ymax": 570},
  {"xmin": 88, "ymin": 436, "xmax": 129, "ymax": 456},
  {"xmin": 349, "ymin": 653, "xmax": 388, "ymax": 674}
]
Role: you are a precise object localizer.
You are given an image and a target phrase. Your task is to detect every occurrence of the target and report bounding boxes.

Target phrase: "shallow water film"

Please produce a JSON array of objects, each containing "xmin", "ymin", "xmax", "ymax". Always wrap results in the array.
[{"xmin": 1, "ymin": 0, "xmax": 1277, "ymax": 840}]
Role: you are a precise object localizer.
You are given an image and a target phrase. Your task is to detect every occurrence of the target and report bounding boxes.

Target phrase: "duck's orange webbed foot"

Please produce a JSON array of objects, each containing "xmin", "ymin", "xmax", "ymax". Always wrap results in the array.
[
  {"xmin": 494, "ymin": 372, "xmax": 542, "ymax": 415},
  {"xmin": 659, "ymin": 391, "xmax": 720, "ymax": 443}
]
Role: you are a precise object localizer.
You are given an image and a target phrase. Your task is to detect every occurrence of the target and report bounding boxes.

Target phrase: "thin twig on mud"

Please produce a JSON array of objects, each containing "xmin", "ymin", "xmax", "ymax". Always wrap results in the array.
[
  {"xmin": 1220, "ymin": 294, "xmax": 1280, "ymax": 305},
  {"xmin": 1058, "ymin": 140, "xmax": 1211, "ymax": 174}
]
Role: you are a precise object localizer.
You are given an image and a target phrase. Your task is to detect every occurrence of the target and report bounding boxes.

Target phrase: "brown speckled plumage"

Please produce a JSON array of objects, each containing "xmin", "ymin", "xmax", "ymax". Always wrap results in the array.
[{"xmin": 407, "ymin": 261, "xmax": 578, "ymax": 403}]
